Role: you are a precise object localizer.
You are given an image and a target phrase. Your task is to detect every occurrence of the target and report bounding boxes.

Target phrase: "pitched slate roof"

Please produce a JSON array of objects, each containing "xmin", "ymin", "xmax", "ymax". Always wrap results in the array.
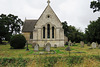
[{"xmin": 22, "ymin": 20, "xmax": 37, "ymax": 32}]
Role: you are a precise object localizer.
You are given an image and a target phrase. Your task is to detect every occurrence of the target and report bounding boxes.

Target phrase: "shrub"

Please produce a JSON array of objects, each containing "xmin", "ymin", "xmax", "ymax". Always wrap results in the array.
[{"xmin": 10, "ymin": 34, "xmax": 26, "ymax": 49}]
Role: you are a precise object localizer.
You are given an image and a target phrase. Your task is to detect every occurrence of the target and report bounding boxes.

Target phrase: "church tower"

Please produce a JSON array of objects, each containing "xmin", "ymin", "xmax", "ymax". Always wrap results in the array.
[{"xmin": 22, "ymin": 0, "xmax": 65, "ymax": 47}]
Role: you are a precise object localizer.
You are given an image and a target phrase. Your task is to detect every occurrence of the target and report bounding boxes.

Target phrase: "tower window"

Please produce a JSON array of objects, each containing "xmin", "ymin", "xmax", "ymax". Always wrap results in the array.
[
  {"xmin": 43, "ymin": 27, "xmax": 45, "ymax": 38},
  {"xmin": 52, "ymin": 27, "xmax": 54, "ymax": 38},
  {"xmin": 47, "ymin": 24, "xmax": 50, "ymax": 38}
]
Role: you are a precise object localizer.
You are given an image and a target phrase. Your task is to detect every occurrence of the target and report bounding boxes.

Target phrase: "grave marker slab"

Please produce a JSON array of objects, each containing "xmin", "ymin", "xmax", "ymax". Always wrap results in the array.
[
  {"xmin": 68, "ymin": 40, "xmax": 72, "ymax": 46},
  {"xmin": 91, "ymin": 42, "xmax": 96, "ymax": 49},
  {"xmin": 80, "ymin": 41, "xmax": 84, "ymax": 47},
  {"xmin": 34, "ymin": 44, "xmax": 39, "ymax": 51},
  {"xmin": 45, "ymin": 43, "xmax": 51, "ymax": 52}
]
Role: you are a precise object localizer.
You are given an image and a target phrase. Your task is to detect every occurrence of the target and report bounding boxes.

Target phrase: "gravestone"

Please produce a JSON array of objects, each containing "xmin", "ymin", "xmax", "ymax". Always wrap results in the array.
[
  {"xmin": 87, "ymin": 42, "xmax": 91, "ymax": 46},
  {"xmin": 34, "ymin": 44, "xmax": 39, "ymax": 51},
  {"xmin": 45, "ymin": 43, "xmax": 51, "ymax": 52},
  {"xmin": 68, "ymin": 40, "xmax": 72, "ymax": 46},
  {"xmin": 91, "ymin": 42, "xmax": 96, "ymax": 49},
  {"xmin": 80, "ymin": 41, "xmax": 84, "ymax": 47},
  {"xmin": 54, "ymin": 44, "xmax": 57, "ymax": 48}
]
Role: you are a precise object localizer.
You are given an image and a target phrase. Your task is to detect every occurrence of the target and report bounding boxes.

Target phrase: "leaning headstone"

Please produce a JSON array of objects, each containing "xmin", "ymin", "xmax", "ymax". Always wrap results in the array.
[
  {"xmin": 80, "ymin": 41, "xmax": 84, "ymax": 47},
  {"xmin": 91, "ymin": 42, "xmax": 96, "ymax": 49},
  {"xmin": 87, "ymin": 42, "xmax": 91, "ymax": 46},
  {"xmin": 45, "ymin": 43, "xmax": 51, "ymax": 52},
  {"xmin": 34, "ymin": 44, "xmax": 39, "ymax": 51}
]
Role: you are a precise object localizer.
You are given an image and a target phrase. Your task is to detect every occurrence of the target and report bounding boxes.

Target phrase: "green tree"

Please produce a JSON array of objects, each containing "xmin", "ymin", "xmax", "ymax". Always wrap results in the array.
[
  {"xmin": 0, "ymin": 20, "xmax": 7, "ymax": 43},
  {"xmin": 90, "ymin": 0, "xmax": 100, "ymax": 12},
  {"xmin": 86, "ymin": 0, "xmax": 100, "ymax": 43},
  {"xmin": 68, "ymin": 25, "xmax": 84, "ymax": 43},
  {"xmin": 0, "ymin": 14, "xmax": 23, "ymax": 43},
  {"xmin": 62, "ymin": 21, "xmax": 68, "ymax": 36},
  {"xmin": 85, "ymin": 17, "xmax": 100, "ymax": 43},
  {"xmin": 62, "ymin": 22, "xmax": 84, "ymax": 43}
]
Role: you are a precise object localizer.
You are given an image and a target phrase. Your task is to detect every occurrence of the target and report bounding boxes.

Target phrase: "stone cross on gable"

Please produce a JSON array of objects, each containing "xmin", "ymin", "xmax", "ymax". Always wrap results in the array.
[{"xmin": 47, "ymin": 0, "xmax": 50, "ymax": 5}]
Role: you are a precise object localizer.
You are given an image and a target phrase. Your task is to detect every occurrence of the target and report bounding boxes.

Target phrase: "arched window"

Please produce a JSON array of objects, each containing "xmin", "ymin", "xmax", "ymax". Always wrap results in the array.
[
  {"xmin": 47, "ymin": 24, "xmax": 50, "ymax": 38},
  {"xmin": 52, "ymin": 27, "xmax": 54, "ymax": 38},
  {"xmin": 43, "ymin": 27, "xmax": 45, "ymax": 38}
]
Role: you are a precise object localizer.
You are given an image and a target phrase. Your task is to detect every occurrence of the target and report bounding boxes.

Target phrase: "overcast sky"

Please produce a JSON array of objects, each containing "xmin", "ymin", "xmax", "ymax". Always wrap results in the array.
[{"xmin": 0, "ymin": 0, "xmax": 100, "ymax": 32}]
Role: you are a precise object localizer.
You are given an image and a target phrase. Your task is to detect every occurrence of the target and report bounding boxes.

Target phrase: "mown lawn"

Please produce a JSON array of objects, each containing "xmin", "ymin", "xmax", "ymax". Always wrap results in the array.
[{"xmin": 0, "ymin": 43, "xmax": 100, "ymax": 67}]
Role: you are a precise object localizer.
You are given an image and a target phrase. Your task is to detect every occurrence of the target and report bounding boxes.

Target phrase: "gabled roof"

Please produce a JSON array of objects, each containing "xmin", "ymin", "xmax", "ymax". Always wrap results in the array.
[
  {"xmin": 22, "ymin": 20, "xmax": 37, "ymax": 32},
  {"xmin": 35, "ymin": 4, "xmax": 62, "ymax": 27}
]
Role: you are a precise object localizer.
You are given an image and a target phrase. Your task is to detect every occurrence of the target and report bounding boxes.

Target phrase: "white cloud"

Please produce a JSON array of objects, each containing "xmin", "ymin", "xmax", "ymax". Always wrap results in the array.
[{"xmin": 0, "ymin": 0, "xmax": 99, "ymax": 32}]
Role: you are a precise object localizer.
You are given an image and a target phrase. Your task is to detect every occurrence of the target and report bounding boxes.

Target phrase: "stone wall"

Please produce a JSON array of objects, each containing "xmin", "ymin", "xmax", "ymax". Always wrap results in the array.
[
  {"xmin": 32, "ymin": 40, "xmax": 64, "ymax": 47},
  {"xmin": 22, "ymin": 32, "xmax": 30, "ymax": 41}
]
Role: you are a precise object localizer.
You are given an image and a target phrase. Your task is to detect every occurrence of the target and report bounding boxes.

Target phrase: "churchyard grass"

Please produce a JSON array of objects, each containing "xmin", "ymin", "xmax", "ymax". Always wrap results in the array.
[{"xmin": 0, "ymin": 43, "xmax": 100, "ymax": 66}]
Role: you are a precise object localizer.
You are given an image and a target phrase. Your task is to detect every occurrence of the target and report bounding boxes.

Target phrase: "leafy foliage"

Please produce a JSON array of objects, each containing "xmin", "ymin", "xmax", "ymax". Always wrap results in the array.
[
  {"xmin": 0, "ymin": 14, "xmax": 23, "ymax": 43},
  {"xmin": 10, "ymin": 34, "xmax": 26, "ymax": 49},
  {"xmin": 62, "ymin": 21, "xmax": 84, "ymax": 43},
  {"xmin": 85, "ymin": 17, "xmax": 100, "ymax": 43},
  {"xmin": 90, "ymin": 0, "xmax": 100, "ymax": 12}
]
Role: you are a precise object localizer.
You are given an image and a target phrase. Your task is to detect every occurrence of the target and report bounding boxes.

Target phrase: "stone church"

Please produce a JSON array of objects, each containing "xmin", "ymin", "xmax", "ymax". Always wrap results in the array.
[{"xmin": 22, "ymin": 0, "xmax": 66, "ymax": 47}]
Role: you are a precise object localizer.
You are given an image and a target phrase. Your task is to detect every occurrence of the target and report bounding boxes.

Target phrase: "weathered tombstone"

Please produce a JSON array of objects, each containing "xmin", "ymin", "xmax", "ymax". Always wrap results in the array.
[
  {"xmin": 87, "ymin": 42, "xmax": 91, "ymax": 46},
  {"xmin": 68, "ymin": 40, "xmax": 72, "ymax": 46},
  {"xmin": 80, "ymin": 41, "xmax": 84, "ymax": 47},
  {"xmin": 91, "ymin": 42, "xmax": 96, "ymax": 49},
  {"xmin": 54, "ymin": 44, "xmax": 57, "ymax": 48},
  {"xmin": 34, "ymin": 44, "xmax": 39, "ymax": 51},
  {"xmin": 32, "ymin": 43, "xmax": 36, "ymax": 48},
  {"xmin": 45, "ymin": 43, "xmax": 51, "ymax": 52}
]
